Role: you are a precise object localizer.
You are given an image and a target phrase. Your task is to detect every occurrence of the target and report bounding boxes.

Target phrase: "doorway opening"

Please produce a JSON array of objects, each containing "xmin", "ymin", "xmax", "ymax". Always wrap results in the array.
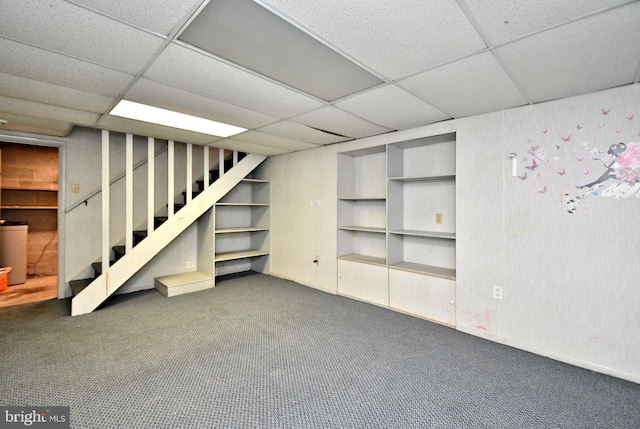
[{"xmin": 0, "ymin": 142, "xmax": 58, "ymax": 308}]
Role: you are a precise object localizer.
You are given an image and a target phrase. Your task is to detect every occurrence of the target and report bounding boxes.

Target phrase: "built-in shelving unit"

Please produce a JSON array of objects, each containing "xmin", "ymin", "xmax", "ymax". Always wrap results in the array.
[
  {"xmin": 214, "ymin": 178, "xmax": 270, "ymax": 276},
  {"xmin": 337, "ymin": 133, "xmax": 456, "ymax": 325},
  {"xmin": 337, "ymin": 145, "xmax": 387, "ymax": 268}
]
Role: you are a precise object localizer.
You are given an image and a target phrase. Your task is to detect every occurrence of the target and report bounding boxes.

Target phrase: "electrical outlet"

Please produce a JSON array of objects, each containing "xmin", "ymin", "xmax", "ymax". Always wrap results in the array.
[
  {"xmin": 435, "ymin": 213, "xmax": 443, "ymax": 224},
  {"xmin": 493, "ymin": 286, "xmax": 503, "ymax": 300},
  {"xmin": 185, "ymin": 261, "xmax": 194, "ymax": 270}
]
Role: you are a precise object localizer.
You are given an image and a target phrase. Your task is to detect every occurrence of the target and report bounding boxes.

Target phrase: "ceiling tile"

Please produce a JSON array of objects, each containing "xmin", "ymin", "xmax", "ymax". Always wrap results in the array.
[
  {"xmin": 0, "ymin": 38, "xmax": 134, "ymax": 96},
  {"xmin": 0, "ymin": 110, "xmax": 71, "ymax": 137},
  {"xmin": 0, "ymin": 72, "xmax": 115, "ymax": 113},
  {"xmin": 497, "ymin": 2, "xmax": 640, "ymax": 103},
  {"xmin": 0, "ymin": 96, "xmax": 99, "ymax": 126},
  {"xmin": 262, "ymin": 0, "xmax": 486, "ymax": 79},
  {"xmin": 97, "ymin": 115, "xmax": 223, "ymax": 146},
  {"xmin": 465, "ymin": 0, "xmax": 633, "ymax": 45},
  {"xmin": 399, "ymin": 51, "xmax": 529, "ymax": 117},
  {"xmin": 69, "ymin": 0, "xmax": 204, "ymax": 36},
  {"xmin": 230, "ymin": 131, "xmax": 321, "ymax": 152},
  {"xmin": 257, "ymin": 121, "xmax": 349, "ymax": 145},
  {"xmin": 335, "ymin": 84, "xmax": 451, "ymax": 130},
  {"xmin": 211, "ymin": 139, "xmax": 290, "ymax": 156},
  {"xmin": 145, "ymin": 43, "xmax": 324, "ymax": 119},
  {"xmin": 291, "ymin": 107, "xmax": 391, "ymax": 139},
  {"xmin": 179, "ymin": 0, "xmax": 382, "ymax": 101},
  {"xmin": 0, "ymin": 0, "xmax": 163, "ymax": 74},
  {"xmin": 126, "ymin": 79, "xmax": 279, "ymax": 130}
]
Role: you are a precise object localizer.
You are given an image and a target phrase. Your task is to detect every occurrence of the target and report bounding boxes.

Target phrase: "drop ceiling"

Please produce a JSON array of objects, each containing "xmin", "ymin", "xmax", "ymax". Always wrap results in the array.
[{"xmin": 0, "ymin": 0, "xmax": 638, "ymax": 155}]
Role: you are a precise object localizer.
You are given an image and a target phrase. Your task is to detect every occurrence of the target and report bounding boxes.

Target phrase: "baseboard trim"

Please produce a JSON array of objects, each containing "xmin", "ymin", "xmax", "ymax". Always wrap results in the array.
[{"xmin": 457, "ymin": 325, "xmax": 640, "ymax": 384}]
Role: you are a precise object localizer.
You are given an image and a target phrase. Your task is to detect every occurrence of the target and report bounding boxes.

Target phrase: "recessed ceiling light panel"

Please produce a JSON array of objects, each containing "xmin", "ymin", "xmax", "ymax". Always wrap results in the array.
[
  {"xmin": 109, "ymin": 100, "xmax": 247, "ymax": 138},
  {"xmin": 178, "ymin": 0, "xmax": 382, "ymax": 101}
]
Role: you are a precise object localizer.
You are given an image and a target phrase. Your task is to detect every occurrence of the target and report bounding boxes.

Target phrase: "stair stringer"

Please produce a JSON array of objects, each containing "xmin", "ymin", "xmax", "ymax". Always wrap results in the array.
[{"xmin": 71, "ymin": 153, "xmax": 267, "ymax": 316}]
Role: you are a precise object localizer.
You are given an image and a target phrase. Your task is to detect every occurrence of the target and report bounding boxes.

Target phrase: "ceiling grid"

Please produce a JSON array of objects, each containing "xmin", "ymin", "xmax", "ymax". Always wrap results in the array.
[{"xmin": 0, "ymin": 0, "xmax": 637, "ymax": 152}]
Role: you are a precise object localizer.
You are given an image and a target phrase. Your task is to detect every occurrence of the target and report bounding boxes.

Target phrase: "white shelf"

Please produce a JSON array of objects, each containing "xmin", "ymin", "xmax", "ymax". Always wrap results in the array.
[
  {"xmin": 216, "ymin": 202, "xmax": 268, "ymax": 206},
  {"xmin": 338, "ymin": 254, "xmax": 387, "ymax": 267},
  {"xmin": 215, "ymin": 249, "xmax": 269, "ymax": 262},
  {"xmin": 215, "ymin": 226, "xmax": 269, "ymax": 234},
  {"xmin": 339, "ymin": 226, "xmax": 386, "ymax": 233},
  {"xmin": 388, "ymin": 261, "xmax": 456, "ymax": 280},
  {"xmin": 338, "ymin": 196, "xmax": 386, "ymax": 201},
  {"xmin": 389, "ymin": 230, "xmax": 455, "ymax": 239},
  {"xmin": 213, "ymin": 177, "xmax": 270, "ymax": 276},
  {"xmin": 388, "ymin": 174, "xmax": 455, "ymax": 182}
]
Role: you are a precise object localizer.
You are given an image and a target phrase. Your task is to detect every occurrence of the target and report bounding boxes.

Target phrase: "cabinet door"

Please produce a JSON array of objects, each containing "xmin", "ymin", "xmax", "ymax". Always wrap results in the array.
[
  {"xmin": 389, "ymin": 269, "xmax": 455, "ymax": 326},
  {"xmin": 337, "ymin": 259, "xmax": 388, "ymax": 306}
]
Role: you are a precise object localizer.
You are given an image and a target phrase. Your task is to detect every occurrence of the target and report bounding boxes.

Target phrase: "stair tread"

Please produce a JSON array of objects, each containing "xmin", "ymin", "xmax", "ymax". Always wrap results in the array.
[{"xmin": 69, "ymin": 278, "xmax": 93, "ymax": 296}]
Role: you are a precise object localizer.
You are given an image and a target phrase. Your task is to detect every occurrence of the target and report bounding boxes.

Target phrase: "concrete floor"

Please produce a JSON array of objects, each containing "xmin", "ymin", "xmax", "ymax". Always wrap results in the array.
[{"xmin": 0, "ymin": 275, "xmax": 57, "ymax": 307}]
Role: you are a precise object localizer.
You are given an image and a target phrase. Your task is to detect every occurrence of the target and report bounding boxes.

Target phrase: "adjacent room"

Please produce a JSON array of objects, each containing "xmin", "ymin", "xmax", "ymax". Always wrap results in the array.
[{"xmin": 0, "ymin": 1, "xmax": 639, "ymax": 428}]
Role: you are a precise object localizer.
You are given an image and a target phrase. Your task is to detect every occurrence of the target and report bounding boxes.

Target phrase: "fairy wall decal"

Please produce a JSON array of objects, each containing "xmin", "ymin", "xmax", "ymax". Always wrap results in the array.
[
  {"xmin": 577, "ymin": 142, "xmax": 640, "ymax": 197},
  {"xmin": 517, "ymin": 107, "xmax": 639, "ymax": 214}
]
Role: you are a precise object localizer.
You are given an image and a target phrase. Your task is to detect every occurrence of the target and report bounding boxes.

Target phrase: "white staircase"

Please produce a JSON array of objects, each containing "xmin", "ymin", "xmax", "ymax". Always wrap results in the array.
[{"xmin": 71, "ymin": 153, "xmax": 266, "ymax": 316}]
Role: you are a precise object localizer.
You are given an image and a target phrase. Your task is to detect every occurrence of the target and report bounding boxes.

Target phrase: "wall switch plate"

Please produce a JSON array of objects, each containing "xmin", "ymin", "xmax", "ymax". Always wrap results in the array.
[
  {"xmin": 71, "ymin": 183, "xmax": 80, "ymax": 193},
  {"xmin": 493, "ymin": 286, "xmax": 503, "ymax": 300},
  {"xmin": 435, "ymin": 213, "xmax": 443, "ymax": 224},
  {"xmin": 185, "ymin": 261, "xmax": 194, "ymax": 270}
]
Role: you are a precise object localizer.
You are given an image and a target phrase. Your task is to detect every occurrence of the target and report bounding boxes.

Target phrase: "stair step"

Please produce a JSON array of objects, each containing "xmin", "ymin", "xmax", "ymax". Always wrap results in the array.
[
  {"xmin": 181, "ymin": 191, "xmax": 200, "ymax": 203},
  {"xmin": 133, "ymin": 230, "xmax": 147, "ymax": 245},
  {"xmin": 92, "ymin": 261, "xmax": 114, "ymax": 277},
  {"xmin": 113, "ymin": 245, "xmax": 126, "ymax": 260},
  {"xmin": 155, "ymin": 216, "xmax": 168, "ymax": 228},
  {"xmin": 69, "ymin": 278, "xmax": 93, "ymax": 296},
  {"xmin": 155, "ymin": 272, "xmax": 213, "ymax": 297},
  {"xmin": 209, "ymin": 169, "xmax": 220, "ymax": 181}
]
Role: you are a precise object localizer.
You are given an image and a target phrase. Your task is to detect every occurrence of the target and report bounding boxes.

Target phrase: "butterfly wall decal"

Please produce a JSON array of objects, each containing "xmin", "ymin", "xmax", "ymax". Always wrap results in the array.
[
  {"xmin": 561, "ymin": 135, "xmax": 572, "ymax": 142},
  {"xmin": 557, "ymin": 169, "xmax": 566, "ymax": 176},
  {"xmin": 627, "ymin": 114, "xmax": 634, "ymax": 120},
  {"xmin": 525, "ymin": 159, "xmax": 538, "ymax": 170},
  {"xmin": 602, "ymin": 108, "xmax": 611, "ymax": 115},
  {"xmin": 538, "ymin": 186, "xmax": 548, "ymax": 194}
]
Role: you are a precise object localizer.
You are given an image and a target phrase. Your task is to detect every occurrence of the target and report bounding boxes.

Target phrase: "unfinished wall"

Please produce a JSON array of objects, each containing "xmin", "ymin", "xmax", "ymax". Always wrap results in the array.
[{"xmin": 0, "ymin": 143, "xmax": 58, "ymax": 277}]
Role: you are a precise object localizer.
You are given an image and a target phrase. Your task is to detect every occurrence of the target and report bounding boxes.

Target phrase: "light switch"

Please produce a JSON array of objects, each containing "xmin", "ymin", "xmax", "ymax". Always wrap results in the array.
[{"xmin": 71, "ymin": 183, "xmax": 80, "ymax": 193}]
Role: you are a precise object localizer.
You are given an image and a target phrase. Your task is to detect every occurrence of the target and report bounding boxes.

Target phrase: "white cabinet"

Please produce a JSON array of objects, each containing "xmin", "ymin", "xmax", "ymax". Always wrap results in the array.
[
  {"xmin": 338, "ymin": 259, "xmax": 389, "ymax": 306},
  {"xmin": 389, "ymin": 269, "xmax": 455, "ymax": 326},
  {"xmin": 214, "ymin": 179, "xmax": 270, "ymax": 276},
  {"xmin": 337, "ymin": 133, "xmax": 456, "ymax": 325}
]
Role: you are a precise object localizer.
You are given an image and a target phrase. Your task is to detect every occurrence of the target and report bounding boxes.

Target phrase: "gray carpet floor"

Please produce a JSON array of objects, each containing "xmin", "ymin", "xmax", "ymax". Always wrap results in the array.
[{"xmin": 1, "ymin": 272, "xmax": 639, "ymax": 429}]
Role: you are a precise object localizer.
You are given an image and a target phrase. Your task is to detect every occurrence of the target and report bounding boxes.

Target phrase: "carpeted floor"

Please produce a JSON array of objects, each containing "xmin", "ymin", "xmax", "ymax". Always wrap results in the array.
[{"xmin": 1, "ymin": 272, "xmax": 639, "ymax": 428}]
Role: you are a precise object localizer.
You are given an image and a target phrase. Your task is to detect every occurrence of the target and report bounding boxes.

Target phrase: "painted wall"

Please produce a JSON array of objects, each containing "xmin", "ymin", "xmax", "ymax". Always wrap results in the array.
[{"xmin": 259, "ymin": 83, "xmax": 640, "ymax": 382}]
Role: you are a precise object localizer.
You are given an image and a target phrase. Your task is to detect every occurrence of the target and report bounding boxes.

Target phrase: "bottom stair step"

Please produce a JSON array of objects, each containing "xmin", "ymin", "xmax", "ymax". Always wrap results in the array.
[
  {"xmin": 69, "ymin": 278, "xmax": 93, "ymax": 296},
  {"xmin": 154, "ymin": 272, "xmax": 213, "ymax": 297}
]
